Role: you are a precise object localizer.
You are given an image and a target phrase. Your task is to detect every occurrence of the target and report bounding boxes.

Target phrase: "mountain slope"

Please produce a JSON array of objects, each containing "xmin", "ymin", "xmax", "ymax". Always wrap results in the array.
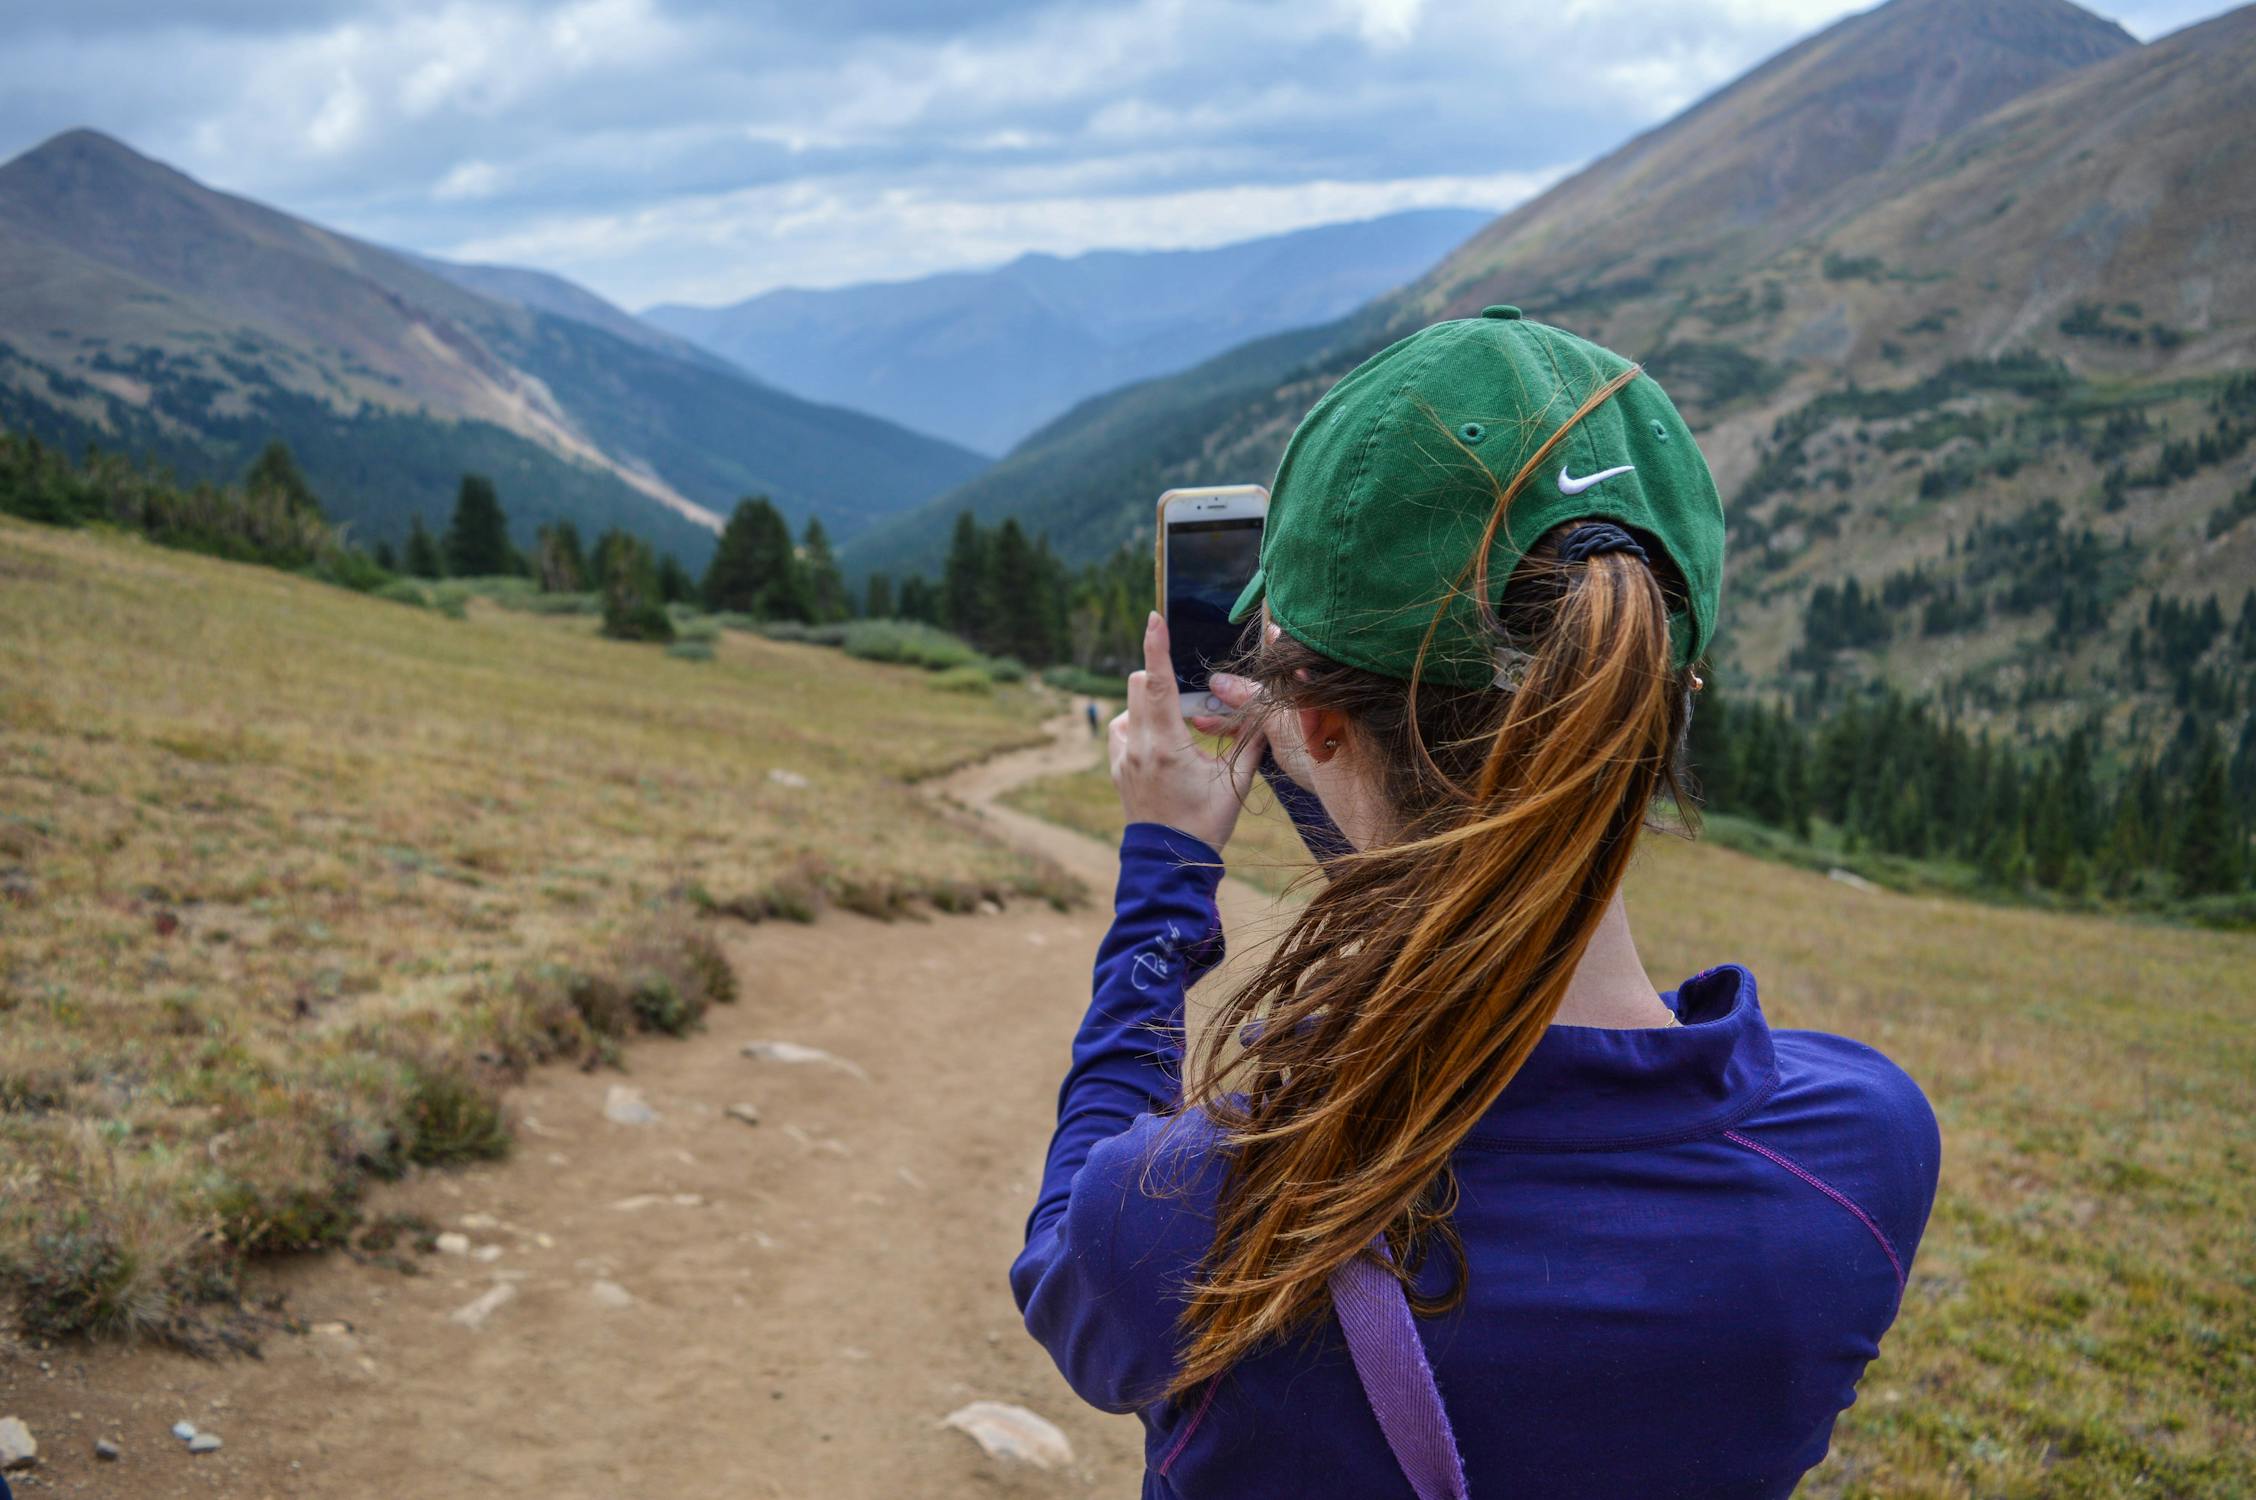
[
  {"xmin": 642, "ymin": 208, "xmax": 1487, "ymax": 454},
  {"xmin": 847, "ymin": 0, "xmax": 2145, "ymax": 581},
  {"xmin": 0, "ymin": 131, "xmax": 987, "ymax": 558}
]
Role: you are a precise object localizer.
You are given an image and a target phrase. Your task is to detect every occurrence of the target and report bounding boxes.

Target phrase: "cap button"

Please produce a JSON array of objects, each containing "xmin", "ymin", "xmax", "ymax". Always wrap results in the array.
[{"xmin": 1481, "ymin": 304, "xmax": 1523, "ymax": 320}]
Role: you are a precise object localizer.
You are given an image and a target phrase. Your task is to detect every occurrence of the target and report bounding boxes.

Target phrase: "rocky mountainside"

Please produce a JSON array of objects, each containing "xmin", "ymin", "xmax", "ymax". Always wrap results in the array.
[
  {"xmin": 642, "ymin": 208, "xmax": 1488, "ymax": 455},
  {"xmin": 0, "ymin": 131, "xmax": 988, "ymax": 560},
  {"xmin": 850, "ymin": 0, "xmax": 2255, "ymax": 750}
]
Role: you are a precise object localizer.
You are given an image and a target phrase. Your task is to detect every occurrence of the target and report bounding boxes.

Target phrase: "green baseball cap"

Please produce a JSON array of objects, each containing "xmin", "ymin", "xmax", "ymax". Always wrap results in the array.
[{"xmin": 1228, "ymin": 306, "xmax": 1724, "ymax": 685}]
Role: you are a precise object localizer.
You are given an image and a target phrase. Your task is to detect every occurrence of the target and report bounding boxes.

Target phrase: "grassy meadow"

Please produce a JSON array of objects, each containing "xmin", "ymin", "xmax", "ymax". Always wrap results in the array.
[
  {"xmin": 1004, "ymin": 763, "xmax": 2256, "ymax": 1498},
  {"xmin": 0, "ymin": 517, "xmax": 1069, "ymax": 1346}
]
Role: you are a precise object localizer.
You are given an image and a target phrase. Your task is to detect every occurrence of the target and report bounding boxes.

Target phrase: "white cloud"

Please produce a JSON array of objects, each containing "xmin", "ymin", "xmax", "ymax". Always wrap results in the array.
[
  {"xmin": 2, "ymin": 0, "xmax": 2234, "ymax": 311},
  {"xmin": 448, "ymin": 161, "xmax": 1567, "ymax": 305},
  {"xmin": 432, "ymin": 158, "xmax": 503, "ymax": 200}
]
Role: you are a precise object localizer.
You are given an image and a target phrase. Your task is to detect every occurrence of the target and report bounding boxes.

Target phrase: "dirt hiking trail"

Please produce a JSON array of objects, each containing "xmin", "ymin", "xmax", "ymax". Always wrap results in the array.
[{"xmin": 0, "ymin": 714, "xmax": 1285, "ymax": 1498}]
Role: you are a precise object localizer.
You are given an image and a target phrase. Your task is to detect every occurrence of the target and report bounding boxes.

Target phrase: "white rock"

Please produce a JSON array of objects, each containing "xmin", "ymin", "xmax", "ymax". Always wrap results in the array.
[
  {"xmin": 170, "ymin": 1421, "xmax": 199, "ymax": 1442},
  {"xmin": 94, "ymin": 1437, "xmax": 121, "ymax": 1461},
  {"xmin": 942, "ymin": 1402, "xmax": 1073, "ymax": 1470},
  {"xmin": 740, "ymin": 1040, "xmax": 868, "ymax": 1081},
  {"xmin": 188, "ymin": 1432, "xmax": 223, "ymax": 1454},
  {"xmin": 1826, "ymin": 867, "xmax": 1880, "ymax": 893},
  {"xmin": 434, "ymin": 1232, "xmax": 472, "ymax": 1256},
  {"xmin": 766, "ymin": 768, "xmax": 810, "ymax": 789},
  {"xmin": 589, "ymin": 1280, "xmax": 635, "ymax": 1309},
  {"xmin": 473, "ymin": 1244, "xmax": 504, "ymax": 1263},
  {"xmin": 459, "ymin": 1212, "xmax": 501, "ymax": 1230},
  {"xmin": 0, "ymin": 1416, "xmax": 36, "ymax": 1470},
  {"xmin": 449, "ymin": 1283, "xmax": 517, "ymax": 1330},
  {"xmin": 604, "ymin": 1084, "xmax": 659, "ymax": 1125},
  {"xmin": 725, "ymin": 1101, "xmax": 762, "ymax": 1126}
]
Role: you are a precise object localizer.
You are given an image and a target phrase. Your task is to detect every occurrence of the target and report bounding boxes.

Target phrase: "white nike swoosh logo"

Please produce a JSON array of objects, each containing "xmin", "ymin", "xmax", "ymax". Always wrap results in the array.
[{"xmin": 1557, "ymin": 464, "xmax": 1635, "ymax": 496}]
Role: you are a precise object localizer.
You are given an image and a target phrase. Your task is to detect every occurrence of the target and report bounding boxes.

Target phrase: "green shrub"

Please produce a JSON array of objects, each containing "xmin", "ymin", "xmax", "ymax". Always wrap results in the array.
[
  {"xmin": 666, "ymin": 638, "xmax": 714, "ymax": 661},
  {"xmin": 603, "ymin": 598, "xmax": 675, "ymax": 642},
  {"xmin": 1042, "ymin": 665, "xmax": 1124, "ymax": 699},
  {"xmin": 401, "ymin": 1058, "xmax": 511, "ymax": 1166},
  {"xmin": 375, "ymin": 578, "xmax": 431, "ymax": 609},
  {"xmin": 932, "ymin": 664, "xmax": 994, "ymax": 693},
  {"xmin": 984, "ymin": 655, "xmax": 1028, "ymax": 683}
]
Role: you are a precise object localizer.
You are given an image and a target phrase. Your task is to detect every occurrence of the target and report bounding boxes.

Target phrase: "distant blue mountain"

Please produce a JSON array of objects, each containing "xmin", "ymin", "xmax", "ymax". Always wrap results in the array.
[{"xmin": 642, "ymin": 208, "xmax": 1489, "ymax": 456}]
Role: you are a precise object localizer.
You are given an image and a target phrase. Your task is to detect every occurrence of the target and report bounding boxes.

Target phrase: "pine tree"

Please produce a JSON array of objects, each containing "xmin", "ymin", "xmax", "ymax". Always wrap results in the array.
[
  {"xmin": 534, "ymin": 522, "xmax": 585, "ymax": 593},
  {"xmin": 989, "ymin": 519, "xmax": 1047, "ymax": 661},
  {"xmin": 941, "ymin": 513, "xmax": 991, "ymax": 645},
  {"xmin": 864, "ymin": 572, "xmax": 895, "ymax": 620},
  {"xmin": 655, "ymin": 553, "xmax": 695, "ymax": 604},
  {"xmin": 2175, "ymin": 734, "xmax": 2244, "ymax": 896},
  {"xmin": 243, "ymin": 440, "xmax": 323, "ymax": 518},
  {"xmin": 704, "ymin": 497, "xmax": 802, "ymax": 617},
  {"xmin": 373, "ymin": 538, "xmax": 398, "ymax": 573},
  {"xmin": 404, "ymin": 514, "xmax": 444, "ymax": 578},
  {"xmin": 597, "ymin": 530, "xmax": 674, "ymax": 643},
  {"xmin": 800, "ymin": 518, "xmax": 849, "ymax": 623},
  {"xmin": 444, "ymin": 474, "xmax": 511, "ymax": 577}
]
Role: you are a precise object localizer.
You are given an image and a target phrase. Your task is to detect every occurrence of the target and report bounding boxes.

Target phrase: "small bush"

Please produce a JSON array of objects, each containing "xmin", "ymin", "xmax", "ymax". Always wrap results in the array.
[
  {"xmin": 1044, "ymin": 665, "xmax": 1124, "ymax": 699},
  {"xmin": 603, "ymin": 598, "xmax": 675, "ymax": 643},
  {"xmin": 984, "ymin": 655, "xmax": 1028, "ymax": 683},
  {"xmin": 401, "ymin": 1057, "xmax": 511, "ymax": 1166},
  {"xmin": 932, "ymin": 664, "xmax": 994, "ymax": 694},
  {"xmin": 6, "ymin": 1133, "xmax": 237, "ymax": 1351},
  {"xmin": 666, "ymin": 638, "xmax": 714, "ymax": 662},
  {"xmin": 376, "ymin": 578, "xmax": 432, "ymax": 609}
]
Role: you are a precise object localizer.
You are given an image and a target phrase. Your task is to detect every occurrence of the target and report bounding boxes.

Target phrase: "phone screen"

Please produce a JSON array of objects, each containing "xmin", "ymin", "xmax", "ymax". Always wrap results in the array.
[{"xmin": 1166, "ymin": 516, "xmax": 1265, "ymax": 696}]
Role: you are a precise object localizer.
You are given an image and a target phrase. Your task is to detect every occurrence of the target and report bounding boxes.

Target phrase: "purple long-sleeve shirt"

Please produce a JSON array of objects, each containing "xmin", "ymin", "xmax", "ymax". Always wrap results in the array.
[{"xmin": 1012, "ymin": 822, "xmax": 1939, "ymax": 1498}]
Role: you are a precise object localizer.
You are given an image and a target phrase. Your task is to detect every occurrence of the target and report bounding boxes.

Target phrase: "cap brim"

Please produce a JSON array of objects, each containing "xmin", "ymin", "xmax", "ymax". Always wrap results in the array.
[{"xmin": 1227, "ymin": 568, "xmax": 1265, "ymax": 625}]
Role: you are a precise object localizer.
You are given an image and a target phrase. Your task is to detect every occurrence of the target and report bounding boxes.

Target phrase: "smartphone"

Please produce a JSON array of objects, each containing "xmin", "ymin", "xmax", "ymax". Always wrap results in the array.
[{"xmin": 1155, "ymin": 485, "xmax": 1268, "ymax": 718}]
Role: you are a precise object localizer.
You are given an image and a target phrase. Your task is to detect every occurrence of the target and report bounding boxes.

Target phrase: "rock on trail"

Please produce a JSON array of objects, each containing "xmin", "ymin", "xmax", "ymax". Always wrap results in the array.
[
  {"xmin": 740, "ymin": 1040, "xmax": 869, "ymax": 1080},
  {"xmin": 0, "ymin": 1415, "xmax": 36, "ymax": 1470},
  {"xmin": 942, "ymin": 1401, "xmax": 1074, "ymax": 1469},
  {"xmin": 449, "ymin": 1283, "xmax": 518, "ymax": 1330},
  {"xmin": 604, "ymin": 1084, "xmax": 660, "ymax": 1124}
]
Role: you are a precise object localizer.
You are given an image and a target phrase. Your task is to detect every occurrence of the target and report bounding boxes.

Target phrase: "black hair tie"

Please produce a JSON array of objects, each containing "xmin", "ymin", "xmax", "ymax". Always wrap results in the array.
[{"xmin": 1556, "ymin": 521, "xmax": 1648, "ymax": 566}]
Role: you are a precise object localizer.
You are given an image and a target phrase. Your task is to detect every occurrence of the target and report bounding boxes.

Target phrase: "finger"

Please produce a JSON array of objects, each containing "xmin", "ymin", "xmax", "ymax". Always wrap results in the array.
[
  {"xmin": 1107, "ymin": 711, "xmax": 1130, "ymax": 779},
  {"xmin": 1139, "ymin": 612, "xmax": 1184, "ymax": 721},
  {"xmin": 1226, "ymin": 719, "xmax": 1271, "ymax": 804}
]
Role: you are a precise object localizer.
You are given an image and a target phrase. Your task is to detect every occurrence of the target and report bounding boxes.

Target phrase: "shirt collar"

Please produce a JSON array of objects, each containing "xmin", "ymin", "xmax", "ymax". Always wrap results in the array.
[{"xmin": 1462, "ymin": 965, "xmax": 1778, "ymax": 1152}]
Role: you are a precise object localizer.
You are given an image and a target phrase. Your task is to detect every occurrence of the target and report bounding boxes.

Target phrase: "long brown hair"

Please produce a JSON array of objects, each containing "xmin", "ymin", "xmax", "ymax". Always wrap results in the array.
[{"xmin": 1163, "ymin": 370, "xmax": 1698, "ymax": 1399}]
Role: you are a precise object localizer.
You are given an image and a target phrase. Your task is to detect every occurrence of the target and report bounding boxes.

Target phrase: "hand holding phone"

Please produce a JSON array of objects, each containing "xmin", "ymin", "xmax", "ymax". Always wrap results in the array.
[
  {"xmin": 1109, "ymin": 610, "xmax": 1269, "ymax": 852},
  {"xmin": 1156, "ymin": 485, "xmax": 1268, "ymax": 718}
]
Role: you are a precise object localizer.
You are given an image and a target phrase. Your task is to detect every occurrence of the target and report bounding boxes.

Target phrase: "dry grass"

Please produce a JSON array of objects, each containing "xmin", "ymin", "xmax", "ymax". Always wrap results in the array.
[
  {"xmin": 0, "ymin": 519, "xmax": 1068, "ymax": 1346},
  {"xmin": 1004, "ymin": 760, "xmax": 2256, "ymax": 1498}
]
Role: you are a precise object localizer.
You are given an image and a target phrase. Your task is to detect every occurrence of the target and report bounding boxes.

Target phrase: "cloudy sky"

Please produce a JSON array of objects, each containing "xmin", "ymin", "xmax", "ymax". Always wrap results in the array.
[{"xmin": 0, "ymin": 0, "xmax": 2229, "ymax": 310}]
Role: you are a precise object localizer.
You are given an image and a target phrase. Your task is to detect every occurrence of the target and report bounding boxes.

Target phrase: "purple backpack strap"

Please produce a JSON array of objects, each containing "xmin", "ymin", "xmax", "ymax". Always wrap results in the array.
[{"xmin": 1328, "ymin": 1242, "xmax": 1472, "ymax": 1500}]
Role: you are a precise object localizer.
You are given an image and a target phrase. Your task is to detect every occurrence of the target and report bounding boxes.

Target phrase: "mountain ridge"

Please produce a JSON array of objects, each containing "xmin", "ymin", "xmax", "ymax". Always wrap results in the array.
[
  {"xmin": 642, "ymin": 208, "xmax": 1489, "ymax": 454},
  {"xmin": 0, "ymin": 129, "xmax": 988, "ymax": 559}
]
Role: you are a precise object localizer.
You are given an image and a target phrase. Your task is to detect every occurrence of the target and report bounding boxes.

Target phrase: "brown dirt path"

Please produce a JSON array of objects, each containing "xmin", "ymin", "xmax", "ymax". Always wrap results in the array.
[{"xmin": 0, "ymin": 713, "xmax": 1282, "ymax": 1498}]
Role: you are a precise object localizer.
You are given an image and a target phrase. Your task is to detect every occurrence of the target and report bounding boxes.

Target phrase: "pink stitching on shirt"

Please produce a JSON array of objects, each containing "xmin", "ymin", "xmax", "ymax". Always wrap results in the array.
[
  {"xmin": 1157, "ymin": 1378, "xmax": 1221, "ymax": 1478},
  {"xmin": 1724, "ymin": 1129, "xmax": 1905, "ymax": 1291}
]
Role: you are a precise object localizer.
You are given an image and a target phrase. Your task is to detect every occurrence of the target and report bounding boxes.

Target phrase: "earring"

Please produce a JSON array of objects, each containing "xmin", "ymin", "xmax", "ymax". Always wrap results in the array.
[{"xmin": 1322, "ymin": 737, "xmax": 1340, "ymax": 751}]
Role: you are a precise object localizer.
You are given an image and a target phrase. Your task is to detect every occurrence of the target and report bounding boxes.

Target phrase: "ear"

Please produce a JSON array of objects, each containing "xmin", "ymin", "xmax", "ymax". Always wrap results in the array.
[{"xmin": 1301, "ymin": 708, "xmax": 1348, "ymax": 762}]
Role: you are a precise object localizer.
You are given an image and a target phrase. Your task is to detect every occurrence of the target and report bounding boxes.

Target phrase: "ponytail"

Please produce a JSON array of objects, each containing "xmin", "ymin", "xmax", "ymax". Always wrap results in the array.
[{"xmin": 1162, "ymin": 390, "xmax": 1694, "ymax": 1400}]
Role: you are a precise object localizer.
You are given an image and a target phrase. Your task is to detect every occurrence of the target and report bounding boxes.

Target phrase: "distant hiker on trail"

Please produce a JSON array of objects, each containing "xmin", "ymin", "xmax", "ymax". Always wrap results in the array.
[
  {"xmin": 1013, "ymin": 309, "xmax": 1939, "ymax": 1498},
  {"xmin": 1086, "ymin": 700, "xmax": 1101, "ymax": 737}
]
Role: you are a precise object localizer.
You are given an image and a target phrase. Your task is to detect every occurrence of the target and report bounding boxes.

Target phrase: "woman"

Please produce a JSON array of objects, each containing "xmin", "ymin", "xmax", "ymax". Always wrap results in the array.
[{"xmin": 1010, "ymin": 307, "xmax": 1939, "ymax": 1498}]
